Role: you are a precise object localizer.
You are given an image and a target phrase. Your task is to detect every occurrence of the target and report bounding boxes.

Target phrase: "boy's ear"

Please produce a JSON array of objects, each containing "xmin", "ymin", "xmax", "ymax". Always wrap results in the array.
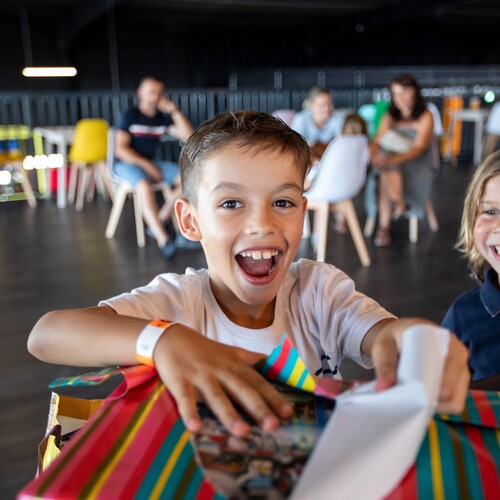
[{"xmin": 175, "ymin": 198, "xmax": 202, "ymax": 241}]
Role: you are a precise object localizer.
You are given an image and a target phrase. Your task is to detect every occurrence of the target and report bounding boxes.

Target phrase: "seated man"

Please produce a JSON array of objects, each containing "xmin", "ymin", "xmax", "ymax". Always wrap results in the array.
[{"xmin": 114, "ymin": 75, "xmax": 193, "ymax": 258}]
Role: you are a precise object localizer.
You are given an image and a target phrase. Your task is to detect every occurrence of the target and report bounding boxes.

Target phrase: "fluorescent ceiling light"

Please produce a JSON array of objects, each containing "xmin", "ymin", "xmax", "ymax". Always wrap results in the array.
[{"xmin": 22, "ymin": 66, "xmax": 77, "ymax": 77}]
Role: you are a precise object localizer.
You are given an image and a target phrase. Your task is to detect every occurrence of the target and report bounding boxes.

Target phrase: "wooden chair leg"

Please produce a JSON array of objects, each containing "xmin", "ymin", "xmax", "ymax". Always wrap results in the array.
[
  {"xmin": 409, "ymin": 215, "xmax": 418, "ymax": 243},
  {"xmin": 97, "ymin": 161, "xmax": 115, "ymax": 203},
  {"xmin": 75, "ymin": 166, "xmax": 88, "ymax": 211},
  {"xmin": 105, "ymin": 185, "xmax": 127, "ymax": 239},
  {"xmin": 67, "ymin": 163, "xmax": 79, "ymax": 204},
  {"xmin": 339, "ymin": 200, "xmax": 371, "ymax": 267},
  {"xmin": 85, "ymin": 165, "xmax": 97, "ymax": 203},
  {"xmin": 13, "ymin": 162, "xmax": 37, "ymax": 208},
  {"xmin": 315, "ymin": 202, "xmax": 329, "ymax": 262},
  {"xmin": 425, "ymin": 200, "xmax": 439, "ymax": 232},
  {"xmin": 133, "ymin": 191, "xmax": 145, "ymax": 247}
]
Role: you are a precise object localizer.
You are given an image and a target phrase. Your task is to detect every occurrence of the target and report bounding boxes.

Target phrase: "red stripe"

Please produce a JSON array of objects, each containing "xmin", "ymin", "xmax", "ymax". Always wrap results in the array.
[
  {"xmin": 42, "ymin": 380, "xmax": 157, "ymax": 496},
  {"xmin": 464, "ymin": 425, "xmax": 500, "ymax": 499},
  {"xmin": 265, "ymin": 337, "xmax": 292, "ymax": 379},
  {"xmin": 470, "ymin": 390, "xmax": 498, "ymax": 427},
  {"xmin": 384, "ymin": 464, "xmax": 418, "ymax": 500},
  {"xmin": 102, "ymin": 385, "xmax": 180, "ymax": 496},
  {"xmin": 197, "ymin": 479, "xmax": 219, "ymax": 499}
]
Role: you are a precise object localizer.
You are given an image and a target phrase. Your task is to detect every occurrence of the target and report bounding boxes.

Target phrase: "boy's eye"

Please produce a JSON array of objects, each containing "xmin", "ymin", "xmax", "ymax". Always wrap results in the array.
[
  {"xmin": 481, "ymin": 208, "xmax": 499, "ymax": 216},
  {"xmin": 273, "ymin": 199, "xmax": 295, "ymax": 208},
  {"xmin": 221, "ymin": 200, "xmax": 242, "ymax": 209}
]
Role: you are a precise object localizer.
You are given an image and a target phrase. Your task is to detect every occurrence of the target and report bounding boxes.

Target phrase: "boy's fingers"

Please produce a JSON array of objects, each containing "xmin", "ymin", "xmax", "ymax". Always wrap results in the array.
[
  {"xmin": 371, "ymin": 332, "xmax": 398, "ymax": 392},
  {"xmin": 436, "ymin": 335, "xmax": 470, "ymax": 414},
  {"xmin": 167, "ymin": 377, "xmax": 202, "ymax": 433},
  {"xmin": 198, "ymin": 379, "xmax": 250, "ymax": 437},
  {"xmin": 245, "ymin": 370, "xmax": 294, "ymax": 420}
]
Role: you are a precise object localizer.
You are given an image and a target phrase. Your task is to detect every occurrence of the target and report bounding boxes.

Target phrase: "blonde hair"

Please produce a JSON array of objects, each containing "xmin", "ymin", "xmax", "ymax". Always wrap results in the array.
[
  {"xmin": 302, "ymin": 87, "xmax": 331, "ymax": 109},
  {"xmin": 342, "ymin": 113, "xmax": 368, "ymax": 136},
  {"xmin": 457, "ymin": 149, "xmax": 500, "ymax": 282}
]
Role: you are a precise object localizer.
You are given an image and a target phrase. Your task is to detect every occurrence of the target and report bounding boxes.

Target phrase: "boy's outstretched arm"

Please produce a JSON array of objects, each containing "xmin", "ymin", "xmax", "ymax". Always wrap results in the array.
[
  {"xmin": 361, "ymin": 318, "xmax": 470, "ymax": 414},
  {"xmin": 28, "ymin": 306, "xmax": 293, "ymax": 437}
]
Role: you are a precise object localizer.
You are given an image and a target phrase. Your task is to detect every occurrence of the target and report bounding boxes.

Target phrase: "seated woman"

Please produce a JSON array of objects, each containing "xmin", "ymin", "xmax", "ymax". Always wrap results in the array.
[
  {"xmin": 291, "ymin": 87, "xmax": 344, "ymax": 164},
  {"xmin": 370, "ymin": 74, "xmax": 434, "ymax": 247}
]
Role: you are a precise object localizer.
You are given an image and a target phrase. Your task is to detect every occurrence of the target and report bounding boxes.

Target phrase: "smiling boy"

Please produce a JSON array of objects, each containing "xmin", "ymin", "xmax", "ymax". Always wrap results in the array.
[{"xmin": 29, "ymin": 111, "xmax": 469, "ymax": 437}]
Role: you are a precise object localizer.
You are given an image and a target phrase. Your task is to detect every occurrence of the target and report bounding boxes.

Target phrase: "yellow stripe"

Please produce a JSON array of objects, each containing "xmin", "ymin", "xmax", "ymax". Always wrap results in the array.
[
  {"xmin": 301, "ymin": 375, "xmax": 317, "ymax": 392},
  {"xmin": 286, "ymin": 367, "xmax": 305, "ymax": 387},
  {"xmin": 428, "ymin": 419, "xmax": 445, "ymax": 500},
  {"xmin": 496, "ymin": 428, "xmax": 500, "ymax": 447},
  {"xmin": 150, "ymin": 431, "xmax": 191, "ymax": 499},
  {"xmin": 86, "ymin": 384, "xmax": 164, "ymax": 498}
]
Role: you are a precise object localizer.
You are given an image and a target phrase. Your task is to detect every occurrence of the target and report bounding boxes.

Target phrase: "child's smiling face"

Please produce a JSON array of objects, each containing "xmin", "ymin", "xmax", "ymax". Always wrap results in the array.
[
  {"xmin": 474, "ymin": 173, "xmax": 500, "ymax": 283},
  {"xmin": 177, "ymin": 141, "xmax": 307, "ymax": 325}
]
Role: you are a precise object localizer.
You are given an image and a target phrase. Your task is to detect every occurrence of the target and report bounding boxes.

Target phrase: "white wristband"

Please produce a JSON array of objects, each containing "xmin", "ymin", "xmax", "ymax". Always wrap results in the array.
[{"xmin": 135, "ymin": 319, "xmax": 172, "ymax": 367}]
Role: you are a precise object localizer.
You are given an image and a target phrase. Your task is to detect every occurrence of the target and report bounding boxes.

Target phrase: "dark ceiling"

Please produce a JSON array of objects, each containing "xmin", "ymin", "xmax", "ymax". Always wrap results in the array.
[{"xmin": 1, "ymin": 1, "xmax": 500, "ymax": 91}]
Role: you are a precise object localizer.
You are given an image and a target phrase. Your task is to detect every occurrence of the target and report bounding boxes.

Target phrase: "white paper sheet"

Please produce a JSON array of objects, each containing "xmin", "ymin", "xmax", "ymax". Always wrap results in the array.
[{"xmin": 291, "ymin": 324, "xmax": 450, "ymax": 500}]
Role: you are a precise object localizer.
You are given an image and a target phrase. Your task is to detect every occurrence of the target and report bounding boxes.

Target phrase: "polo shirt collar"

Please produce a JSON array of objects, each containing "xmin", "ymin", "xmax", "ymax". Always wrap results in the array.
[{"xmin": 480, "ymin": 268, "xmax": 500, "ymax": 317}]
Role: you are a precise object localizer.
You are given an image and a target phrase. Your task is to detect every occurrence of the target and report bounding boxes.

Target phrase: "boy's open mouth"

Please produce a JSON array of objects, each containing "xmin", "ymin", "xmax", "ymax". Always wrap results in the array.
[
  {"xmin": 491, "ymin": 245, "xmax": 500, "ymax": 257},
  {"xmin": 236, "ymin": 249, "xmax": 279, "ymax": 278}
]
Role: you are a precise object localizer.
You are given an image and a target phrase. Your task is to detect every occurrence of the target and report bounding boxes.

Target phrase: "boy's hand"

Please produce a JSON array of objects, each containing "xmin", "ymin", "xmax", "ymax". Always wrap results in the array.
[
  {"xmin": 153, "ymin": 324, "xmax": 293, "ymax": 437},
  {"xmin": 364, "ymin": 318, "xmax": 470, "ymax": 414}
]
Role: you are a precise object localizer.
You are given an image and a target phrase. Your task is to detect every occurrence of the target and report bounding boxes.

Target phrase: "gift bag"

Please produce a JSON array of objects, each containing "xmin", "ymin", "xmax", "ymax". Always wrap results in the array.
[{"xmin": 19, "ymin": 333, "xmax": 500, "ymax": 499}]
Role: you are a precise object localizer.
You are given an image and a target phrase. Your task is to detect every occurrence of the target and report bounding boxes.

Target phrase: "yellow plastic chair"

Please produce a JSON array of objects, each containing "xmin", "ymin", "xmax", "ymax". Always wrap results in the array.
[{"xmin": 67, "ymin": 119, "xmax": 110, "ymax": 211}]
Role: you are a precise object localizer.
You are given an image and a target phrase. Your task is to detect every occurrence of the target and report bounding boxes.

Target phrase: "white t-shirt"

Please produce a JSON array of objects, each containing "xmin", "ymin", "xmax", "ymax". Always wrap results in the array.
[{"xmin": 100, "ymin": 259, "xmax": 394, "ymax": 378}]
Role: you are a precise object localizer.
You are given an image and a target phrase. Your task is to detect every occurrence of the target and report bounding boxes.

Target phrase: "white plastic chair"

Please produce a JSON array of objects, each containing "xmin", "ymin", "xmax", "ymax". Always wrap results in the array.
[
  {"xmin": 427, "ymin": 102, "xmax": 445, "ymax": 169},
  {"xmin": 305, "ymin": 134, "xmax": 371, "ymax": 266},
  {"xmin": 104, "ymin": 128, "xmax": 177, "ymax": 247},
  {"xmin": 271, "ymin": 109, "xmax": 297, "ymax": 126},
  {"xmin": 482, "ymin": 102, "xmax": 500, "ymax": 160}
]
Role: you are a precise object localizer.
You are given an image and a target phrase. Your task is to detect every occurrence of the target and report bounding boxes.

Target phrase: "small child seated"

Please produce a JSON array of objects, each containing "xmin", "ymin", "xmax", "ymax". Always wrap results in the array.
[
  {"xmin": 28, "ymin": 111, "xmax": 468, "ymax": 437},
  {"xmin": 442, "ymin": 151, "xmax": 500, "ymax": 381}
]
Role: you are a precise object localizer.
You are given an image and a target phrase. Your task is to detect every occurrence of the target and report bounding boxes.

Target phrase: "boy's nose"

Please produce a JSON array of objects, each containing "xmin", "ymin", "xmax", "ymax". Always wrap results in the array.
[{"xmin": 246, "ymin": 208, "xmax": 277, "ymax": 235}]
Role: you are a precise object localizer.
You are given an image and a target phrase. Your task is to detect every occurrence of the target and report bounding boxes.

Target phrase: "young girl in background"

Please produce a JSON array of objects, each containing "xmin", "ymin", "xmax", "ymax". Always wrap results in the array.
[
  {"xmin": 333, "ymin": 113, "xmax": 370, "ymax": 233},
  {"xmin": 442, "ymin": 150, "xmax": 500, "ymax": 381}
]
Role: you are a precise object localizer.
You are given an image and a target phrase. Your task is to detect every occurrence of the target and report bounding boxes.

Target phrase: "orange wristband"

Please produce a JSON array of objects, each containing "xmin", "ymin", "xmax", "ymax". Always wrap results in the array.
[{"xmin": 135, "ymin": 319, "xmax": 172, "ymax": 367}]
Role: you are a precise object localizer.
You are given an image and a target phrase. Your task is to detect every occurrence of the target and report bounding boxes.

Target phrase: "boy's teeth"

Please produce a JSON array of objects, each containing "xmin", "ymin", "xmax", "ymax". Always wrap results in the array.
[{"xmin": 240, "ymin": 250, "xmax": 277, "ymax": 260}]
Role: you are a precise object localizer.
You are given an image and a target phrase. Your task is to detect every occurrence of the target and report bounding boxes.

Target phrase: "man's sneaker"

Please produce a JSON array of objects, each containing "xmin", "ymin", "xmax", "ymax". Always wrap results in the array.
[
  {"xmin": 161, "ymin": 239, "xmax": 177, "ymax": 259},
  {"xmin": 175, "ymin": 233, "xmax": 202, "ymax": 250}
]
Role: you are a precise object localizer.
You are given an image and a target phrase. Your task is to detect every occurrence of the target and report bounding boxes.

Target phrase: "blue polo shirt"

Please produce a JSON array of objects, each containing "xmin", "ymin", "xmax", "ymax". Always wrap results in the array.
[
  {"xmin": 116, "ymin": 107, "xmax": 173, "ymax": 160},
  {"xmin": 442, "ymin": 268, "xmax": 500, "ymax": 381}
]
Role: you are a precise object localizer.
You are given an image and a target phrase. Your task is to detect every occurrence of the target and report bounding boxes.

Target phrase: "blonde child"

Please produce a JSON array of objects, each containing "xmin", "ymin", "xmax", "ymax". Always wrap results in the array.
[
  {"xmin": 29, "ymin": 111, "xmax": 468, "ymax": 438},
  {"xmin": 333, "ymin": 113, "xmax": 370, "ymax": 233},
  {"xmin": 442, "ymin": 150, "xmax": 500, "ymax": 381}
]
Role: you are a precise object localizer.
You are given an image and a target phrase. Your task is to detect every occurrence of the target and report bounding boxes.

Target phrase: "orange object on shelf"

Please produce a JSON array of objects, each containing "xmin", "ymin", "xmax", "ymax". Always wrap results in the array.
[{"xmin": 441, "ymin": 96, "xmax": 463, "ymax": 157}]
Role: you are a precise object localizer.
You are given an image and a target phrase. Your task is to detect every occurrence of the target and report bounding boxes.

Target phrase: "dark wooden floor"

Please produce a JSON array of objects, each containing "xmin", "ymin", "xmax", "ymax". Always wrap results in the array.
[{"xmin": 0, "ymin": 159, "xmax": 476, "ymax": 497}]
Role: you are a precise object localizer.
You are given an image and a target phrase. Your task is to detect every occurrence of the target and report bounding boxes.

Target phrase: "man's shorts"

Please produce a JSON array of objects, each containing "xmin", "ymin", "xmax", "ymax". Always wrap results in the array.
[{"xmin": 113, "ymin": 160, "xmax": 179, "ymax": 187}]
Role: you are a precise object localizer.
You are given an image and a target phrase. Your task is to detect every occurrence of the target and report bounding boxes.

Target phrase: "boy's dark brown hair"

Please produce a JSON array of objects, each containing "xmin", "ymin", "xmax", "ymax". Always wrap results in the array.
[{"xmin": 179, "ymin": 110, "xmax": 311, "ymax": 204}]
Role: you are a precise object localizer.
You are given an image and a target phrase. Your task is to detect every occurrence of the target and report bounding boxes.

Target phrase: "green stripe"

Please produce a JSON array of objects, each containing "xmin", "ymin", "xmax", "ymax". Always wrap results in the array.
[
  {"xmin": 449, "ymin": 425, "xmax": 470, "ymax": 500},
  {"xmin": 182, "ymin": 465, "xmax": 207, "ymax": 500},
  {"xmin": 136, "ymin": 419, "xmax": 186, "ymax": 496},
  {"xmin": 455, "ymin": 426, "xmax": 484, "ymax": 499},
  {"xmin": 485, "ymin": 391, "xmax": 500, "ymax": 426},
  {"xmin": 171, "ymin": 450, "xmax": 197, "ymax": 500},
  {"xmin": 479, "ymin": 428, "xmax": 500, "ymax": 478},
  {"xmin": 434, "ymin": 419, "xmax": 461, "ymax": 499},
  {"xmin": 415, "ymin": 431, "xmax": 434, "ymax": 498},
  {"xmin": 79, "ymin": 379, "xmax": 161, "ymax": 498}
]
